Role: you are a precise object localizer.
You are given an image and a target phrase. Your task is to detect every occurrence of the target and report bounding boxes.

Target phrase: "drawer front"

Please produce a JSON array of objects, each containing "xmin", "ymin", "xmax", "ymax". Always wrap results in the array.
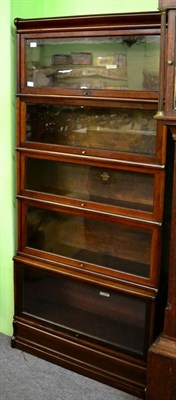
[
  {"xmin": 19, "ymin": 101, "xmax": 166, "ymax": 163},
  {"xmin": 21, "ymin": 154, "xmax": 165, "ymax": 220},
  {"xmin": 14, "ymin": 262, "xmax": 155, "ymax": 359},
  {"xmin": 20, "ymin": 201, "xmax": 161, "ymax": 286}
]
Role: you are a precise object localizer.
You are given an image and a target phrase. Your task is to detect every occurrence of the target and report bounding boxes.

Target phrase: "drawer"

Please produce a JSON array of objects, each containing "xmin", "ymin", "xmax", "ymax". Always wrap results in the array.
[
  {"xmin": 20, "ymin": 153, "xmax": 165, "ymax": 221},
  {"xmin": 14, "ymin": 262, "xmax": 160, "ymax": 359},
  {"xmin": 20, "ymin": 200, "xmax": 162, "ymax": 286}
]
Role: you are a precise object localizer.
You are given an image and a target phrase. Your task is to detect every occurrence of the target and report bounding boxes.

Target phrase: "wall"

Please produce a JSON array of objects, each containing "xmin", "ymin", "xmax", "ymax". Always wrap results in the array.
[
  {"xmin": 0, "ymin": 0, "xmax": 15, "ymax": 336},
  {"xmin": 11, "ymin": 0, "xmax": 158, "ymax": 19},
  {"xmin": 0, "ymin": 0, "xmax": 158, "ymax": 336}
]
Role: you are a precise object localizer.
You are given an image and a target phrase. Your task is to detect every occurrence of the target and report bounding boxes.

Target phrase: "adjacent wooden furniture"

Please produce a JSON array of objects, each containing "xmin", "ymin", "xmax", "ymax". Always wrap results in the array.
[
  {"xmin": 146, "ymin": 2, "xmax": 176, "ymax": 399},
  {"xmin": 12, "ymin": 12, "xmax": 172, "ymax": 399}
]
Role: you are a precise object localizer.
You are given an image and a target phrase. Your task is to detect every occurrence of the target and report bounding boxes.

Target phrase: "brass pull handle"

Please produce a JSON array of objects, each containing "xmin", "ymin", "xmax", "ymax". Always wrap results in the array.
[{"xmin": 100, "ymin": 172, "xmax": 110, "ymax": 182}]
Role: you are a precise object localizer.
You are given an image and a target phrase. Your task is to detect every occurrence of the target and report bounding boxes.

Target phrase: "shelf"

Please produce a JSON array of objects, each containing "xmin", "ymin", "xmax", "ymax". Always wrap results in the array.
[
  {"xmin": 21, "ymin": 266, "xmax": 148, "ymax": 357},
  {"xmin": 25, "ymin": 156, "xmax": 154, "ymax": 213},
  {"xmin": 25, "ymin": 205, "xmax": 152, "ymax": 280}
]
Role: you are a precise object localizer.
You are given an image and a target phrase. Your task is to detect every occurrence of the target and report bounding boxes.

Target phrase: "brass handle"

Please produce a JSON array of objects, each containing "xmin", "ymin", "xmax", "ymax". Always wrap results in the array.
[{"xmin": 100, "ymin": 172, "xmax": 110, "ymax": 182}]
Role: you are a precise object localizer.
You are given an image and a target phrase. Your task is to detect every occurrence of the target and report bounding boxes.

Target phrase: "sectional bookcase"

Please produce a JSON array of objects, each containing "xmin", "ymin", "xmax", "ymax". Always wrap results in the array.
[{"xmin": 12, "ymin": 12, "xmax": 172, "ymax": 398}]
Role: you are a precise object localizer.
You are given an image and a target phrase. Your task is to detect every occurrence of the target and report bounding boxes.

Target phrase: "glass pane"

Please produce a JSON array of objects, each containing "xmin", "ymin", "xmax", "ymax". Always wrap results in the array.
[
  {"xmin": 26, "ymin": 36, "xmax": 160, "ymax": 91},
  {"xmin": 27, "ymin": 206, "xmax": 152, "ymax": 278},
  {"xmin": 26, "ymin": 158, "xmax": 154, "ymax": 213},
  {"xmin": 26, "ymin": 104, "xmax": 157, "ymax": 157},
  {"xmin": 23, "ymin": 267, "xmax": 147, "ymax": 357}
]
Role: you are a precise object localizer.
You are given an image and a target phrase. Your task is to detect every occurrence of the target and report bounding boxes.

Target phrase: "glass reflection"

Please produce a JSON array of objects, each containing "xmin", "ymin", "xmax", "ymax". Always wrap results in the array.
[
  {"xmin": 26, "ymin": 35, "xmax": 160, "ymax": 91},
  {"xmin": 26, "ymin": 105, "xmax": 157, "ymax": 156}
]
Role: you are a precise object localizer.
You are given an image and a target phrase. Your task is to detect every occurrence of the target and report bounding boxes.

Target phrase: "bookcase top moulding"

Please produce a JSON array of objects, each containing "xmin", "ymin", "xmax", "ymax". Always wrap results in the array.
[{"xmin": 14, "ymin": 11, "xmax": 161, "ymax": 33}]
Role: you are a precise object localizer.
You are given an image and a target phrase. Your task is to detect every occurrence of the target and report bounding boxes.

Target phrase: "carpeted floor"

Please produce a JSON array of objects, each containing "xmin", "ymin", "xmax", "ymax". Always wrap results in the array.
[{"xmin": 0, "ymin": 333, "xmax": 139, "ymax": 400}]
